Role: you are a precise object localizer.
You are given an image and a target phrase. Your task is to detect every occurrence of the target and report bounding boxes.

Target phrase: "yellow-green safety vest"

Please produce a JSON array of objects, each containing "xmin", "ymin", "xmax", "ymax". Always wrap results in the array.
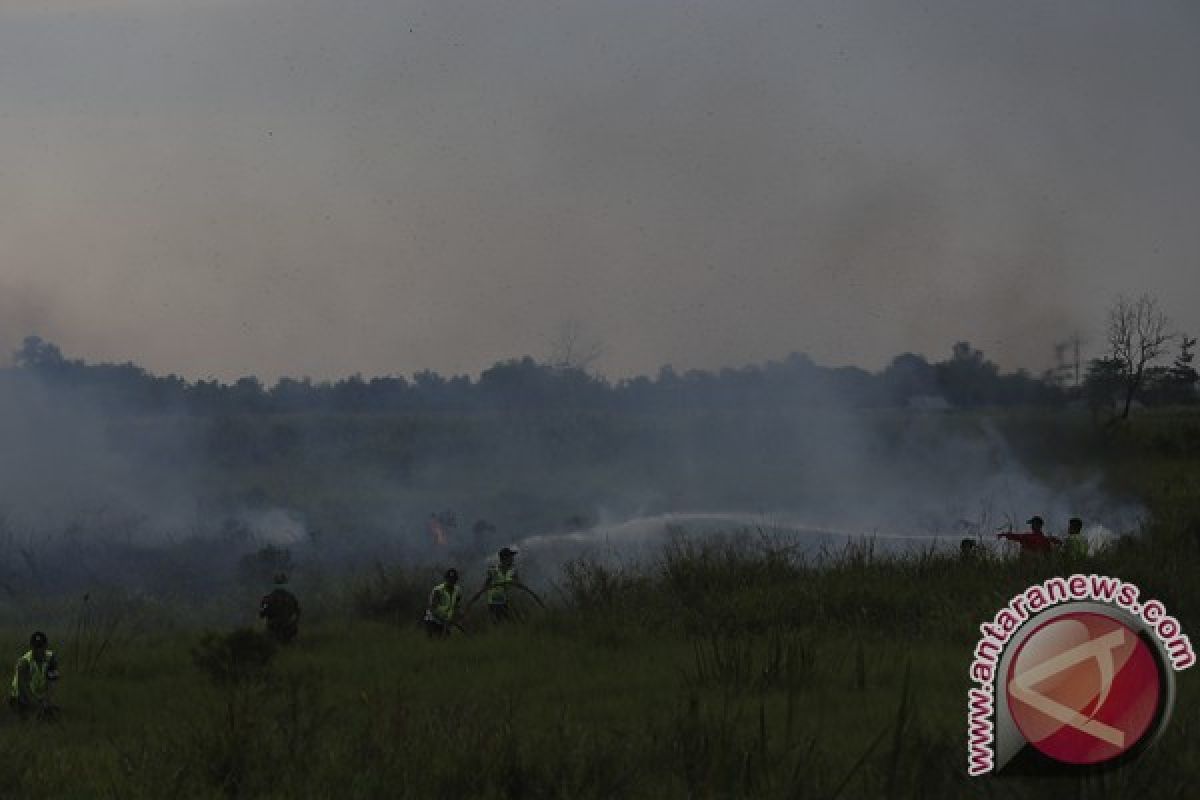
[
  {"xmin": 429, "ymin": 583, "xmax": 462, "ymax": 623},
  {"xmin": 1064, "ymin": 534, "xmax": 1088, "ymax": 559},
  {"xmin": 11, "ymin": 650, "xmax": 54, "ymax": 701},
  {"xmin": 486, "ymin": 564, "xmax": 517, "ymax": 605}
]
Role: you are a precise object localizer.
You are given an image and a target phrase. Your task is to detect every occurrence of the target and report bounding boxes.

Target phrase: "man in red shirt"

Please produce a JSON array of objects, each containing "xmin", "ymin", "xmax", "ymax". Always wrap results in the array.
[{"xmin": 998, "ymin": 516, "xmax": 1062, "ymax": 555}]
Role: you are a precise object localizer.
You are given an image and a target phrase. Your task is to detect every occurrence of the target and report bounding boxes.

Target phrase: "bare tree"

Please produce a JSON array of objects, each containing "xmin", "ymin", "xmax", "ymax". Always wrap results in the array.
[
  {"xmin": 1107, "ymin": 293, "xmax": 1173, "ymax": 419},
  {"xmin": 545, "ymin": 319, "xmax": 605, "ymax": 372}
]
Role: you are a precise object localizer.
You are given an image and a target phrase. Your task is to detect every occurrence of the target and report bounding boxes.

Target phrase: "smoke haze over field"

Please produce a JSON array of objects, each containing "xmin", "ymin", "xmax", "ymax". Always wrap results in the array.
[
  {"xmin": 0, "ymin": 360, "xmax": 1145, "ymax": 603},
  {"xmin": 1, "ymin": 1, "xmax": 1198, "ymax": 380},
  {"xmin": 0, "ymin": 373, "xmax": 195, "ymax": 532}
]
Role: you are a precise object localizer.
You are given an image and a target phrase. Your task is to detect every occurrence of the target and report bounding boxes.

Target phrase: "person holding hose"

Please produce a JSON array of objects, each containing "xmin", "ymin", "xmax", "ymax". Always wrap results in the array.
[
  {"xmin": 997, "ymin": 515, "xmax": 1062, "ymax": 556},
  {"xmin": 467, "ymin": 547, "xmax": 544, "ymax": 623},
  {"xmin": 424, "ymin": 568, "xmax": 464, "ymax": 638}
]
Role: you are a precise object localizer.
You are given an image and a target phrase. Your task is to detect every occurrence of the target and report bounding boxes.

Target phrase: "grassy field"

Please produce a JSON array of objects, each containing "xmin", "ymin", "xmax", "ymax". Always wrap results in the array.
[{"xmin": 1, "ymin": 409, "xmax": 1198, "ymax": 798}]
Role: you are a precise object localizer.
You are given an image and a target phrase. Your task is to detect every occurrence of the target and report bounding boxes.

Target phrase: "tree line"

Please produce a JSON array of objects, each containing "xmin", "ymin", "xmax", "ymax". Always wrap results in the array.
[{"xmin": 4, "ymin": 296, "xmax": 1195, "ymax": 418}]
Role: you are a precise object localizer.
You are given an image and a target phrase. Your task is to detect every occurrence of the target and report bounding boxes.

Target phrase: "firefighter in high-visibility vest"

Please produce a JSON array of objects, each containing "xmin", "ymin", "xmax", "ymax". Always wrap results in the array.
[
  {"xmin": 423, "ymin": 568, "xmax": 463, "ymax": 638},
  {"xmin": 9, "ymin": 631, "xmax": 59, "ymax": 720},
  {"xmin": 467, "ymin": 547, "xmax": 544, "ymax": 622},
  {"xmin": 1063, "ymin": 517, "xmax": 1089, "ymax": 560}
]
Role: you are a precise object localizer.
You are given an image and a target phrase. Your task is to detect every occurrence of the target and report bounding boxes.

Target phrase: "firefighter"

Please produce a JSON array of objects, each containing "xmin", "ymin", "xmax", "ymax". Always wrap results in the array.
[
  {"xmin": 1063, "ymin": 517, "xmax": 1088, "ymax": 559},
  {"xmin": 467, "ymin": 547, "xmax": 544, "ymax": 622},
  {"xmin": 10, "ymin": 631, "xmax": 59, "ymax": 720},
  {"xmin": 997, "ymin": 516, "xmax": 1062, "ymax": 555},
  {"xmin": 959, "ymin": 538, "xmax": 979, "ymax": 560},
  {"xmin": 424, "ymin": 568, "xmax": 463, "ymax": 638},
  {"xmin": 259, "ymin": 573, "xmax": 301, "ymax": 644}
]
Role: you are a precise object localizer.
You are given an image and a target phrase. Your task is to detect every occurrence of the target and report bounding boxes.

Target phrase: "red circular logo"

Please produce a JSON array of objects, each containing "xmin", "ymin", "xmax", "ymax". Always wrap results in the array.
[{"xmin": 1006, "ymin": 611, "xmax": 1163, "ymax": 765}]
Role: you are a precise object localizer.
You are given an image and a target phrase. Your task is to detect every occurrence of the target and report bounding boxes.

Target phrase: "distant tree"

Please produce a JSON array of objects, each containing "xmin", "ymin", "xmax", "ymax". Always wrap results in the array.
[
  {"xmin": 545, "ymin": 319, "xmax": 605, "ymax": 373},
  {"xmin": 412, "ymin": 369, "xmax": 446, "ymax": 391},
  {"xmin": 410, "ymin": 369, "xmax": 453, "ymax": 410},
  {"xmin": 366, "ymin": 376, "xmax": 410, "ymax": 411},
  {"xmin": 1080, "ymin": 357, "xmax": 1118, "ymax": 415},
  {"xmin": 145, "ymin": 373, "xmax": 189, "ymax": 412},
  {"xmin": 479, "ymin": 357, "xmax": 551, "ymax": 411},
  {"xmin": 936, "ymin": 342, "xmax": 1000, "ymax": 407},
  {"xmin": 331, "ymin": 374, "xmax": 370, "ymax": 413},
  {"xmin": 270, "ymin": 377, "xmax": 319, "ymax": 413},
  {"xmin": 188, "ymin": 379, "xmax": 227, "ymax": 415},
  {"xmin": 231, "ymin": 376, "xmax": 267, "ymax": 413},
  {"xmin": 1106, "ymin": 294, "xmax": 1173, "ymax": 419},
  {"xmin": 1146, "ymin": 334, "xmax": 1199, "ymax": 406},
  {"xmin": 1170, "ymin": 335, "xmax": 1199, "ymax": 404},
  {"xmin": 13, "ymin": 335, "xmax": 68, "ymax": 371},
  {"xmin": 881, "ymin": 353, "xmax": 937, "ymax": 406}
]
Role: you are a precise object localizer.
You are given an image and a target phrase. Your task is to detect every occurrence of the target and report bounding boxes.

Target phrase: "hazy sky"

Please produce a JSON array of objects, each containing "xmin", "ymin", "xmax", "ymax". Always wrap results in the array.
[{"xmin": 1, "ymin": 0, "xmax": 1197, "ymax": 381}]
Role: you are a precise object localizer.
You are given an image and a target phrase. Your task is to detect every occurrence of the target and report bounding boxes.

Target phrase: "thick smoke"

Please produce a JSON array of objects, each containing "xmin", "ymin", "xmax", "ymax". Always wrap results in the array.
[
  {"xmin": 511, "ymin": 409, "xmax": 1141, "ymax": 581},
  {"xmin": 0, "ymin": 372, "xmax": 193, "ymax": 534},
  {"xmin": 0, "ymin": 357, "xmax": 1143, "ymax": 608}
]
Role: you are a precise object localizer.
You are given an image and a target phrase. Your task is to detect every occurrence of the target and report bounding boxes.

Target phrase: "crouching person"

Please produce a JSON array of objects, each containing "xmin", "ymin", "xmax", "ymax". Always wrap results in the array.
[{"xmin": 10, "ymin": 631, "xmax": 59, "ymax": 721}]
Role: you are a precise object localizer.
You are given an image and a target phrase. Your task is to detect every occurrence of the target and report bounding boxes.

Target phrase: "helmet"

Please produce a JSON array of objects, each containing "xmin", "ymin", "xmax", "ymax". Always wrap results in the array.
[
  {"xmin": 30, "ymin": 631, "xmax": 48, "ymax": 648},
  {"xmin": 498, "ymin": 547, "xmax": 518, "ymax": 558}
]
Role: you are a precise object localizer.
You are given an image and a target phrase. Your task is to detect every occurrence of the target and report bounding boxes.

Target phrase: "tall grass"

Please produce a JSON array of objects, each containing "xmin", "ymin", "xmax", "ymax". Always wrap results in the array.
[
  {"xmin": 0, "ymin": 527, "xmax": 1194, "ymax": 797},
  {"xmin": 1, "ymin": 411, "xmax": 1199, "ymax": 797}
]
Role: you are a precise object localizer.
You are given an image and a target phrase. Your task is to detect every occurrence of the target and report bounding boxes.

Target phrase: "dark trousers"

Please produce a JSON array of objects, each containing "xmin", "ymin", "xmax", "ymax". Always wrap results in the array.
[
  {"xmin": 9, "ymin": 697, "xmax": 53, "ymax": 721},
  {"xmin": 266, "ymin": 619, "xmax": 298, "ymax": 643}
]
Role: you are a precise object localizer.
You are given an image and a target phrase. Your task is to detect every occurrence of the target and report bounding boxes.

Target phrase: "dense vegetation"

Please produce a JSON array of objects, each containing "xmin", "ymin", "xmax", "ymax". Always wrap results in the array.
[{"xmin": 7, "ymin": 334, "xmax": 1196, "ymax": 416}]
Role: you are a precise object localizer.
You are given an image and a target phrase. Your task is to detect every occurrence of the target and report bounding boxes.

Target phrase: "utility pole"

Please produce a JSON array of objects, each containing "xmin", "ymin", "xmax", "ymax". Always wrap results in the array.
[{"xmin": 1070, "ymin": 332, "xmax": 1083, "ymax": 388}]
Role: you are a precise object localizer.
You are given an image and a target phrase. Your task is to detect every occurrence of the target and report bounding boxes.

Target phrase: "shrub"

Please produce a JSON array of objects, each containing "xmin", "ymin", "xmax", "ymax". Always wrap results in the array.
[{"xmin": 190, "ymin": 628, "xmax": 277, "ymax": 686}]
